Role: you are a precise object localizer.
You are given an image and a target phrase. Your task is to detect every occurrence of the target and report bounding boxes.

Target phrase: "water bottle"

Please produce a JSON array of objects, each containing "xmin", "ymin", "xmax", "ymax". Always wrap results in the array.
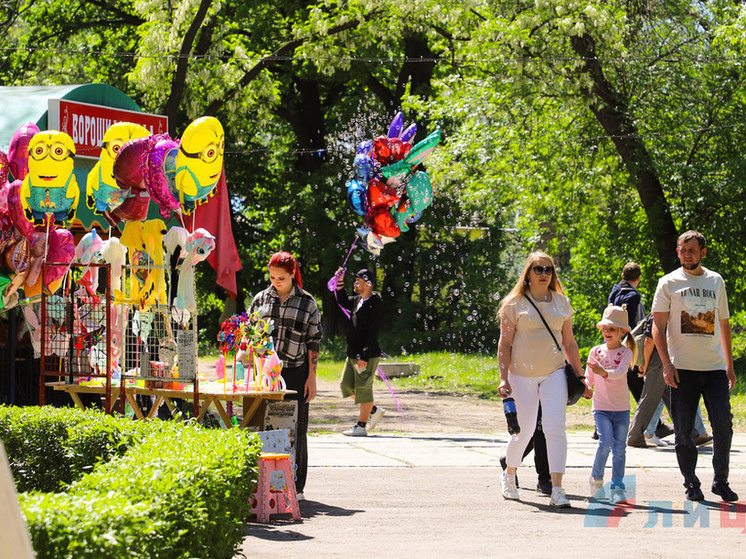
[{"xmin": 503, "ymin": 397, "xmax": 520, "ymax": 435}]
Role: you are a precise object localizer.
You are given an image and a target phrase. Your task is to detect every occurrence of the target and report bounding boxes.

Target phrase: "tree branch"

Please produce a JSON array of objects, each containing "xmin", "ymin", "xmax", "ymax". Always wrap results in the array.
[
  {"xmin": 165, "ymin": 0, "xmax": 214, "ymax": 135},
  {"xmin": 204, "ymin": 11, "xmax": 382, "ymax": 116},
  {"xmin": 570, "ymin": 32, "xmax": 680, "ymax": 272}
]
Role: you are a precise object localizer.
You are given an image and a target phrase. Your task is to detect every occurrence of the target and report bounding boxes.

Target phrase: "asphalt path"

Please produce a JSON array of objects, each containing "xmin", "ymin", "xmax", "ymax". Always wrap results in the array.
[{"xmin": 236, "ymin": 429, "xmax": 746, "ymax": 558}]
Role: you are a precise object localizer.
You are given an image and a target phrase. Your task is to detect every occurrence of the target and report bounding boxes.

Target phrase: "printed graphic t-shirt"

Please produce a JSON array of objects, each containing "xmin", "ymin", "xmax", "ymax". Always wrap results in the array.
[
  {"xmin": 651, "ymin": 267, "xmax": 729, "ymax": 371},
  {"xmin": 585, "ymin": 344, "xmax": 633, "ymax": 412}
]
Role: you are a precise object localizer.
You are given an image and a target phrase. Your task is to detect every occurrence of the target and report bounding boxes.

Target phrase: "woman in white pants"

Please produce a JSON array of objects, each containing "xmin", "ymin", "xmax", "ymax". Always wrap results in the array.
[{"xmin": 497, "ymin": 251, "xmax": 584, "ymax": 508}]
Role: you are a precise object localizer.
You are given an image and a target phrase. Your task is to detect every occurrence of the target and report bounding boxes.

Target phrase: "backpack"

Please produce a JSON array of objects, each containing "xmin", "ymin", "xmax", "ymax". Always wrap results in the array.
[{"xmin": 630, "ymin": 314, "xmax": 650, "ymax": 368}]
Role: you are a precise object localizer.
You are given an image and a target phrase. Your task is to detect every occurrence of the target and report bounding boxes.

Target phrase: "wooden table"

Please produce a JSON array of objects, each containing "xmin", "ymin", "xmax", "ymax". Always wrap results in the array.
[
  {"xmin": 49, "ymin": 382, "xmax": 295, "ymax": 428},
  {"xmin": 47, "ymin": 382, "xmax": 124, "ymax": 414}
]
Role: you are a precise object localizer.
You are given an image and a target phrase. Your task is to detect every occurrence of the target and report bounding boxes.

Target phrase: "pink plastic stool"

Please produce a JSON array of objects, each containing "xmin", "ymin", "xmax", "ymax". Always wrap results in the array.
[{"xmin": 250, "ymin": 453, "xmax": 300, "ymax": 523}]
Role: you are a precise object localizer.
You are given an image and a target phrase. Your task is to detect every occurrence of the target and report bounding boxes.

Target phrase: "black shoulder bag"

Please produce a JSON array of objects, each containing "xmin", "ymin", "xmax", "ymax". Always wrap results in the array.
[{"xmin": 524, "ymin": 295, "xmax": 586, "ymax": 406}]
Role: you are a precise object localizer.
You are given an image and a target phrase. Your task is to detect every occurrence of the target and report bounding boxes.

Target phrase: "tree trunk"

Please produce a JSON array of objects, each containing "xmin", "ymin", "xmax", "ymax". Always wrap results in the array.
[{"xmin": 570, "ymin": 33, "xmax": 680, "ymax": 272}]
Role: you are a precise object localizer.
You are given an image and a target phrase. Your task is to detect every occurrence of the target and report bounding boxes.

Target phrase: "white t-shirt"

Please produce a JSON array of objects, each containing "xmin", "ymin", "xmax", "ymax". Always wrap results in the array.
[
  {"xmin": 651, "ymin": 267, "xmax": 729, "ymax": 371},
  {"xmin": 502, "ymin": 293, "xmax": 573, "ymax": 377}
]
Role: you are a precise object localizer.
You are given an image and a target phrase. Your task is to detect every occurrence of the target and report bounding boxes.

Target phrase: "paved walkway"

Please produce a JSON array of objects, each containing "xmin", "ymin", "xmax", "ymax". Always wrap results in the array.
[{"xmin": 238, "ymin": 431, "xmax": 746, "ymax": 558}]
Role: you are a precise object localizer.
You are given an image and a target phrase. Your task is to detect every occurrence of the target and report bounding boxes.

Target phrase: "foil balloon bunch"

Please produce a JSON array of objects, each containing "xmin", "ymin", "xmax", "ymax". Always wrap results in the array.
[{"xmin": 346, "ymin": 112, "xmax": 441, "ymax": 255}]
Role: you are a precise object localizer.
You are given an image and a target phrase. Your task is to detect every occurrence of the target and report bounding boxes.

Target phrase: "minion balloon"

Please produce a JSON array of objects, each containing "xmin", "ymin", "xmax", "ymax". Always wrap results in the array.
[
  {"xmin": 20, "ymin": 131, "xmax": 79, "ymax": 225},
  {"xmin": 86, "ymin": 122, "xmax": 150, "ymax": 214},
  {"xmin": 174, "ymin": 117, "xmax": 224, "ymax": 213}
]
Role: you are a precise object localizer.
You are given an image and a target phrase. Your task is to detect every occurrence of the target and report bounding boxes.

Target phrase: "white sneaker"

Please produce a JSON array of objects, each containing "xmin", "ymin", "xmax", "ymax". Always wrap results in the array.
[
  {"xmin": 296, "ymin": 492, "xmax": 305, "ymax": 502},
  {"xmin": 645, "ymin": 434, "xmax": 669, "ymax": 447},
  {"xmin": 589, "ymin": 477, "xmax": 605, "ymax": 498},
  {"xmin": 500, "ymin": 471, "xmax": 520, "ymax": 500},
  {"xmin": 343, "ymin": 424, "xmax": 367, "ymax": 437},
  {"xmin": 610, "ymin": 488, "xmax": 627, "ymax": 504},
  {"xmin": 367, "ymin": 406, "xmax": 386, "ymax": 432},
  {"xmin": 550, "ymin": 487, "xmax": 571, "ymax": 508}
]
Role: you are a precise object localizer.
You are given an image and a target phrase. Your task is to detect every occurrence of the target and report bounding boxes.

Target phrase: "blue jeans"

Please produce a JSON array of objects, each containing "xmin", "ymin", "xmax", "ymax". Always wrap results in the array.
[
  {"xmin": 643, "ymin": 401, "xmax": 665, "ymax": 438},
  {"xmin": 670, "ymin": 369, "xmax": 733, "ymax": 486},
  {"xmin": 645, "ymin": 400, "xmax": 707, "ymax": 438},
  {"xmin": 592, "ymin": 410, "xmax": 630, "ymax": 489}
]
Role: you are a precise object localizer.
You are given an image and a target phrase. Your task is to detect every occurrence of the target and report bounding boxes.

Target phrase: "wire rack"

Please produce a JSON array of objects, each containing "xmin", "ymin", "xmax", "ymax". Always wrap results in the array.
[
  {"xmin": 119, "ymin": 263, "xmax": 199, "ymax": 416},
  {"xmin": 39, "ymin": 262, "xmax": 111, "ymax": 407}
]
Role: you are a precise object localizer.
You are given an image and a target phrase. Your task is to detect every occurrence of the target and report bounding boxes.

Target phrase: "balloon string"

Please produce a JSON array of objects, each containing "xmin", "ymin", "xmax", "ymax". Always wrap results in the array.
[
  {"xmin": 328, "ymin": 236, "xmax": 359, "ymax": 319},
  {"xmin": 341, "ymin": 236, "xmax": 358, "ymax": 267},
  {"xmin": 376, "ymin": 352, "xmax": 410, "ymax": 430},
  {"xmin": 43, "ymin": 214, "xmax": 51, "ymax": 262}
]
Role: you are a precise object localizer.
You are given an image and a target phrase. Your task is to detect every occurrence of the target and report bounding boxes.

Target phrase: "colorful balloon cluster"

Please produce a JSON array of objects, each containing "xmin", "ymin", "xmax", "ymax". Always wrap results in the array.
[
  {"xmin": 0, "ymin": 123, "xmax": 76, "ymax": 308},
  {"xmin": 89, "ymin": 116, "xmax": 225, "ymax": 225},
  {"xmin": 346, "ymin": 112, "xmax": 441, "ymax": 254}
]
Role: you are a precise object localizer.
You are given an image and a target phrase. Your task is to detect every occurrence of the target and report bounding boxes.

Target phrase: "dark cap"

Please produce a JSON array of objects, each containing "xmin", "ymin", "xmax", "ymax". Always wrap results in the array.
[{"xmin": 355, "ymin": 269, "xmax": 375, "ymax": 286}]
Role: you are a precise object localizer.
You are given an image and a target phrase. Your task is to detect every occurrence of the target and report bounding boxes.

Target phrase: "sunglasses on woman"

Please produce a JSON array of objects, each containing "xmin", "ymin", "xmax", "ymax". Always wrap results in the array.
[{"xmin": 531, "ymin": 265, "xmax": 554, "ymax": 275}]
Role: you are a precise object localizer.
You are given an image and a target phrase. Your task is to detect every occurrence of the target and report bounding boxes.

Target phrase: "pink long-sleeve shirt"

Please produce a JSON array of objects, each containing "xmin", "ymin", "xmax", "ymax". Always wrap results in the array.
[{"xmin": 585, "ymin": 344, "xmax": 633, "ymax": 411}]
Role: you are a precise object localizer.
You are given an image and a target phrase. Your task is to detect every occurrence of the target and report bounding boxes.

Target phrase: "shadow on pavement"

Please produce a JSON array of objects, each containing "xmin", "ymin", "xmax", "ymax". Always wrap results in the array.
[
  {"xmin": 243, "ymin": 499, "xmax": 364, "ymax": 541},
  {"xmin": 299, "ymin": 499, "xmax": 364, "ymax": 519}
]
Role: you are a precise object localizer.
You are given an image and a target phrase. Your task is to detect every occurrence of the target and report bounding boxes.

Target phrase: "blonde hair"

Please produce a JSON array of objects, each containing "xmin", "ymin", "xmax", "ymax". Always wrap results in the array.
[
  {"xmin": 498, "ymin": 251, "xmax": 565, "ymax": 318},
  {"xmin": 622, "ymin": 332, "xmax": 638, "ymax": 364}
]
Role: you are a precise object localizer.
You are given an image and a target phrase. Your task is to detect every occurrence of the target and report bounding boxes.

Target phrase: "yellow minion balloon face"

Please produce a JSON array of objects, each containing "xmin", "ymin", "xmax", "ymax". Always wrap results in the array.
[
  {"xmin": 175, "ymin": 116, "xmax": 224, "ymax": 212},
  {"xmin": 20, "ymin": 131, "xmax": 79, "ymax": 224},
  {"xmin": 86, "ymin": 122, "xmax": 150, "ymax": 214}
]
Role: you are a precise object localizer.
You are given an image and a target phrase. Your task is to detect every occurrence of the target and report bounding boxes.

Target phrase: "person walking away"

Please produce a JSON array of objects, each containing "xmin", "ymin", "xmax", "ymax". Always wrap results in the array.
[
  {"xmin": 608, "ymin": 262, "xmax": 646, "ymax": 328},
  {"xmin": 336, "ymin": 268, "xmax": 386, "ymax": 436},
  {"xmin": 652, "ymin": 230, "xmax": 738, "ymax": 502},
  {"xmin": 608, "ymin": 262, "xmax": 674, "ymax": 440},
  {"xmin": 586, "ymin": 305, "xmax": 637, "ymax": 504},
  {"xmin": 248, "ymin": 252, "xmax": 323, "ymax": 501},
  {"xmin": 497, "ymin": 251, "xmax": 584, "ymax": 508}
]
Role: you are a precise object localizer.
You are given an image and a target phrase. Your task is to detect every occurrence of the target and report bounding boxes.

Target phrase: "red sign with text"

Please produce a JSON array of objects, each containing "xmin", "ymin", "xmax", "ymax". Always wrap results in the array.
[{"xmin": 47, "ymin": 99, "xmax": 168, "ymax": 158}]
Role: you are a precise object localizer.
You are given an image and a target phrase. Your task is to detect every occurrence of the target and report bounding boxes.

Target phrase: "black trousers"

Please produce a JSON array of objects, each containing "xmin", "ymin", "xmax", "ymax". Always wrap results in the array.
[
  {"xmin": 282, "ymin": 361, "xmax": 310, "ymax": 493},
  {"xmin": 670, "ymin": 369, "xmax": 733, "ymax": 486}
]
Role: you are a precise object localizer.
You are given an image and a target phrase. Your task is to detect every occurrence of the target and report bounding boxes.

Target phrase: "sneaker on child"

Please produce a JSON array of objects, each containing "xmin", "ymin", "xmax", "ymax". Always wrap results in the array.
[
  {"xmin": 610, "ymin": 488, "xmax": 627, "ymax": 504},
  {"xmin": 589, "ymin": 477, "xmax": 604, "ymax": 499}
]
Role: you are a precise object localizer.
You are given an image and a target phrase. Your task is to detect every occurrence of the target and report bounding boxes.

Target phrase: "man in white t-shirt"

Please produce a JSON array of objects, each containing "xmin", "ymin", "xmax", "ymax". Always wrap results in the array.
[{"xmin": 652, "ymin": 230, "xmax": 737, "ymax": 502}]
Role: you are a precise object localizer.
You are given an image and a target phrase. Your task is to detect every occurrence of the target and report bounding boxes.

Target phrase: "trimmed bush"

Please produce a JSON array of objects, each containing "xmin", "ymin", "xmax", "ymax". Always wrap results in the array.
[
  {"xmin": 0, "ymin": 406, "xmax": 142, "ymax": 493},
  {"xmin": 0, "ymin": 406, "xmax": 261, "ymax": 559}
]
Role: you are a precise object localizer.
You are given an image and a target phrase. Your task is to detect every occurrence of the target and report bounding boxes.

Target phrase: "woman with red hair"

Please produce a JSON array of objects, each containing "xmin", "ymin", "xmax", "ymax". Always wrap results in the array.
[{"xmin": 248, "ymin": 251, "xmax": 322, "ymax": 500}]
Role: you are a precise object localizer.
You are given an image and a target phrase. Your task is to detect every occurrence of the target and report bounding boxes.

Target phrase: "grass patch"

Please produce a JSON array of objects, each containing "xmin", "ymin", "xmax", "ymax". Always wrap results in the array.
[{"xmin": 318, "ymin": 353, "xmax": 746, "ymax": 431}]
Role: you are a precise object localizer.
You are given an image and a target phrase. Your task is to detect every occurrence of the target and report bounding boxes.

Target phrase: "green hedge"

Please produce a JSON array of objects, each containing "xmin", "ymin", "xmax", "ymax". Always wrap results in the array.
[{"xmin": 0, "ymin": 406, "xmax": 262, "ymax": 559}]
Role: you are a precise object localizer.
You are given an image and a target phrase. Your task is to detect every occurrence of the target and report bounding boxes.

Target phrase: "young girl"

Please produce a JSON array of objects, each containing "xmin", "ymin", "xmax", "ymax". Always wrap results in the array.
[{"xmin": 585, "ymin": 304, "xmax": 637, "ymax": 504}]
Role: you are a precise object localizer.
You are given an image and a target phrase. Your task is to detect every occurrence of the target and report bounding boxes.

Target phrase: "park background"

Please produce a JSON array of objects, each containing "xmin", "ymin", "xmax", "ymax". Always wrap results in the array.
[{"xmin": 5, "ymin": 0, "xmax": 746, "ymax": 411}]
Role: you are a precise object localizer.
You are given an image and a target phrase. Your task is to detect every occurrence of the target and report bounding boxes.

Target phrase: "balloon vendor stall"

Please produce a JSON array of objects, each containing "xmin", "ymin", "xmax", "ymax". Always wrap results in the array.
[{"xmin": 0, "ymin": 85, "xmax": 281, "ymax": 425}]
